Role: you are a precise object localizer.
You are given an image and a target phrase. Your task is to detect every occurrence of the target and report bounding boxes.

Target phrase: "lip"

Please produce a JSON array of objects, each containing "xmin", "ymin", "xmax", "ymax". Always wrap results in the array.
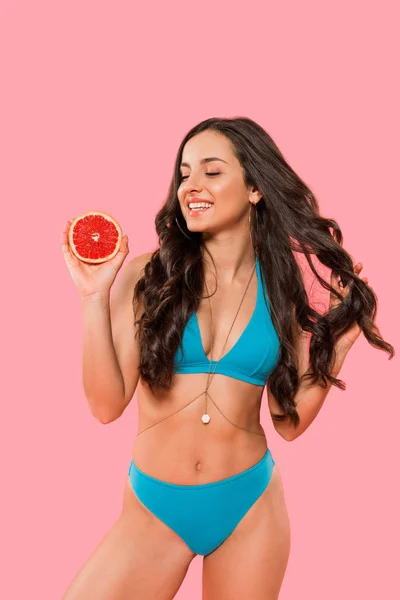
[{"xmin": 186, "ymin": 197, "xmax": 214, "ymax": 207}]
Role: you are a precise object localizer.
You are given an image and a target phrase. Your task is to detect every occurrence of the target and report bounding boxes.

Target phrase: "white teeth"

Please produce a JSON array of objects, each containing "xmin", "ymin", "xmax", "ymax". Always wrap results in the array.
[{"xmin": 188, "ymin": 202, "xmax": 212, "ymax": 209}]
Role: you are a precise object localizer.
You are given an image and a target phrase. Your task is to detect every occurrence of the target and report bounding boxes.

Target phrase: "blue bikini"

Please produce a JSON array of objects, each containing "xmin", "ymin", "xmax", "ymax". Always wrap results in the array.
[
  {"xmin": 173, "ymin": 253, "xmax": 281, "ymax": 385},
  {"xmin": 128, "ymin": 254, "xmax": 281, "ymax": 556},
  {"xmin": 129, "ymin": 447, "xmax": 275, "ymax": 556}
]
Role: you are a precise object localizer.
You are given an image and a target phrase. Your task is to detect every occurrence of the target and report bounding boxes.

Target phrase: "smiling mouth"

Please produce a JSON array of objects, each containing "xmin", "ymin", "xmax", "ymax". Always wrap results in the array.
[
  {"xmin": 187, "ymin": 200, "xmax": 213, "ymax": 210},
  {"xmin": 189, "ymin": 206, "xmax": 211, "ymax": 211},
  {"xmin": 187, "ymin": 204, "xmax": 213, "ymax": 216}
]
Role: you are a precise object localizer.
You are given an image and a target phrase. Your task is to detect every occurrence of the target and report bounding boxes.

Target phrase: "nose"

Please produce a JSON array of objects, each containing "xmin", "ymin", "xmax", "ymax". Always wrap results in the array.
[{"xmin": 182, "ymin": 176, "xmax": 203, "ymax": 194}]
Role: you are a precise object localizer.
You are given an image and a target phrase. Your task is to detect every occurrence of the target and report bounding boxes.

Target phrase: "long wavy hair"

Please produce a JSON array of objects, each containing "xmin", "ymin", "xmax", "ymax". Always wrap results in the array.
[{"xmin": 133, "ymin": 117, "xmax": 394, "ymax": 428}]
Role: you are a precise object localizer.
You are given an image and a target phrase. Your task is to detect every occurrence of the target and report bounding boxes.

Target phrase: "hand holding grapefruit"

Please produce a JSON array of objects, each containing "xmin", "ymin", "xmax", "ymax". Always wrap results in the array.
[
  {"xmin": 68, "ymin": 211, "xmax": 123, "ymax": 263},
  {"xmin": 61, "ymin": 211, "xmax": 130, "ymax": 298}
]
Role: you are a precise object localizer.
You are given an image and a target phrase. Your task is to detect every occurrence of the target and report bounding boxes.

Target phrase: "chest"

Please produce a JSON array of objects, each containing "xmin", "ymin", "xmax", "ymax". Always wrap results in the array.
[
  {"xmin": 174, "ymin": 256, "xmax": 281, "ymax": 386},
  {"xmin": 195, "ymin": 274, "xmax": 259, "ymax": 362}
]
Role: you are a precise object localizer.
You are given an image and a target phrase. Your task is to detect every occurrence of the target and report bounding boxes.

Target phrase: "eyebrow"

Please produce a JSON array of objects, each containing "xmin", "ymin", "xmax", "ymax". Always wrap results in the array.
[{"xmin": 180, "ymin": 157, "xmax": 228, "ymax": 168}]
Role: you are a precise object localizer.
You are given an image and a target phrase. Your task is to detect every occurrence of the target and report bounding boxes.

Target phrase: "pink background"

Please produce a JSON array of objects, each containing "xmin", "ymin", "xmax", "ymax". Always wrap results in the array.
[{"xmin": 1, "ymin": 1, "xmax": 399, "ymax": 598}]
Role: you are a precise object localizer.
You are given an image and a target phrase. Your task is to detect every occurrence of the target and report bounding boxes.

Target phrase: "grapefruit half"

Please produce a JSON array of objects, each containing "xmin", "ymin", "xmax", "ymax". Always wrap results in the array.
[{"xmin": 68, "ymin": 211, "xmax": 123, "ymax": 263}]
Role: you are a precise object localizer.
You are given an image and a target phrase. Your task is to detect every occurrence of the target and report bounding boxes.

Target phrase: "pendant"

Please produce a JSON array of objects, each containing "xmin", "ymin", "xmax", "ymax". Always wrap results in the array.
[{"xmin": 201, "ymin": 413, "xmax": 211, "ymax": 424}]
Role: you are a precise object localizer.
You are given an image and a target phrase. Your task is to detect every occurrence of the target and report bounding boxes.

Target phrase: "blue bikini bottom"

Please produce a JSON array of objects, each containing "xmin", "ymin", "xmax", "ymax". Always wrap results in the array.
[{"xmin": 128, "ymin": 447, "xmax": 275, "ymax": 557}]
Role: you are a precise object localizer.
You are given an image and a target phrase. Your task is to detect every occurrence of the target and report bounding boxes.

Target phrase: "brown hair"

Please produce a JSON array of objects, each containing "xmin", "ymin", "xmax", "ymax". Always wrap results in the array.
[{"xmin": 133, "ymin": 116, "xmax": 395, "ymax": 429}]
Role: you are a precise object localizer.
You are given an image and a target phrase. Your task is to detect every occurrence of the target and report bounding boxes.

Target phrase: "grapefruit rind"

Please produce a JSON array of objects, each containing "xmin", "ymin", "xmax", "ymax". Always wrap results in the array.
[{"xmin": 68, "ymin": 211, "xmax": 123, "ymax": 264}]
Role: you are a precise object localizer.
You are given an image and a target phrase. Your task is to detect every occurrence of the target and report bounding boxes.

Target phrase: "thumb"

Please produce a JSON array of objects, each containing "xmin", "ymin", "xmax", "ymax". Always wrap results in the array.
[
  {"xmin": 112, "ymin": 235, "xmax": 130, "ymax": 265},
  {"xmin": 121, "ymin": 234, "xmax": 129, "ymax": 252}
]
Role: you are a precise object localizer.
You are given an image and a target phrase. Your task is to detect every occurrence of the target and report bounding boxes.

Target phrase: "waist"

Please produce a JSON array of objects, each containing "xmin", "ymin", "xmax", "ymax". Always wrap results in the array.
[
  {"xmin": 133, "ymin": 376, "xmax": 267, "ymax": 483},
  {"xmin": 132, "ymin": 438, "xmax": 269, "ymax": 485},
  {"xmin": 132, "ymin": 413, "xmax": 268, "ymax": 486},
  {"xmin": 129, "ymin": 446, "xmax": 273, "ymax": 489}
]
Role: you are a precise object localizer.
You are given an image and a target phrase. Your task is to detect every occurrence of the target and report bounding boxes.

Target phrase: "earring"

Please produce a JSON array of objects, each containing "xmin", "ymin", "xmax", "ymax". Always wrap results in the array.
[
  {"xmin": 248, "ymin": 202, "xmax": 252, "ymax": 224},
  {"xmin": 248, "ymin": 202, "xmax": 258, "ymax": 250},
  {"xmin": 248, "ymin": 200, "xmax": 257, "ymax": 224}
]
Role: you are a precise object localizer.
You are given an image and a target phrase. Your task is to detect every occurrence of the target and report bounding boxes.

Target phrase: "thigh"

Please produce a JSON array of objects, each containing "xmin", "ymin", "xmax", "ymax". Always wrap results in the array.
[
  {"xmin": 202, "ymin": 465, "xmax": 291, "ymax": 600},
  {"xmin": 62, "ymin": 477, "xmax": 196, "ymax": 600}
]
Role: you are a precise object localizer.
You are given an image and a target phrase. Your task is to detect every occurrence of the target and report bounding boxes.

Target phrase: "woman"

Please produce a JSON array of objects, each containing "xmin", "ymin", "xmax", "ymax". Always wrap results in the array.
[{"xmin": 61, "ymin": 117, "xmax": 394, "ymax": 599}]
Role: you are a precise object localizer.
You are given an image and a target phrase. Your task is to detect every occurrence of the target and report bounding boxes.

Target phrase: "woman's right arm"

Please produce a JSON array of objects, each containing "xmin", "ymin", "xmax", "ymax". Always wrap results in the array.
[
  {"xmin": 81, "ymin": 253, "xmax": 151, "ymax": 423},
  {"xmin": 61, "ymin": 219, "xmax": 151, "ymax": 423}
]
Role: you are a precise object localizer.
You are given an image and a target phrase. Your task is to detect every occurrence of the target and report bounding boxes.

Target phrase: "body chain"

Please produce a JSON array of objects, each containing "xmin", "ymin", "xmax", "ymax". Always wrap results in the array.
[{"xmin": 137, "ymin": 259, "xmax": 265, "ymax": 437}]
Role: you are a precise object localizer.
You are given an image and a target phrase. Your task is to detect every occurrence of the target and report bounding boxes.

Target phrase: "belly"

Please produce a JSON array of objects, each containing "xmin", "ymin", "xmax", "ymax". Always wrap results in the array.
[{"xmin": 132, "ymin": 373, "xmax": 268, "ymax": 485}]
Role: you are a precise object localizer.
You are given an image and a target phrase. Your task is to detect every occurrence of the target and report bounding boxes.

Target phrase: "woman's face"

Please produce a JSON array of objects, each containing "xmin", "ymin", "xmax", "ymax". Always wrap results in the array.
[{"xmin": 177, "ymin": 130, "xmax": 259, "ymax": 235}]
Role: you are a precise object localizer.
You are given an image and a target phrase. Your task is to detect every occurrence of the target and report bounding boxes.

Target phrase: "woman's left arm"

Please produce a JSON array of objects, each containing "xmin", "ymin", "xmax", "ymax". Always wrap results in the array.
[{"xmin": 273, "ymin": 261, "xmax": 368, "ymax": 442}]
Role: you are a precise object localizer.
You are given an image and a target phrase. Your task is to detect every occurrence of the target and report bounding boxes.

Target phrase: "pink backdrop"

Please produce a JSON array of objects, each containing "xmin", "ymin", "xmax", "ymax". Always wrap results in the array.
[{"xmin": 1, "ymin": 1, "xmax": 399, "ymax": 598}]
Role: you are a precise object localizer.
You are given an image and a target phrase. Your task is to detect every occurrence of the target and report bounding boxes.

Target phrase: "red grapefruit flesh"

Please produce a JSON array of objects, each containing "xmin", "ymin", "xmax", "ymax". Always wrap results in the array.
[{"xmin": 68, "ymin": 211, "xmax": 123, "ymax": 264}]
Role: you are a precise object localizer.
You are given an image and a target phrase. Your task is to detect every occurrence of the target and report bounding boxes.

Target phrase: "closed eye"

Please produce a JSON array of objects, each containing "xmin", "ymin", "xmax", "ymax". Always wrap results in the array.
[{"xmin": 181, "ymin": 173, "xmax": 221, "ymax": 181}]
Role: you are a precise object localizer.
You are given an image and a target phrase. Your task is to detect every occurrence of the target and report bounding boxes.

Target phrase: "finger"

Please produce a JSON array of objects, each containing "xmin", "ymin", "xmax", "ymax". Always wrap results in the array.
[
  {"xmin": 61, "ymin": 221, "xmax": 80, "ymax": 267},
  {"xmin": 117, "ymin": 235, "xmax": 129, "ymax": 253},
  {"xmin": 354, "ymin": 262, "xmax": 363, "ymax": 273},
  {"xmin": 61, "ymin": 243, "xmax": 80, "ymax": 270},
  {"xmin": 330, "ymin": 276, "xmax": 343, "ymax": 297},
  {"xmin": 109, "ymin": 236, "xmax": 130, "ymax": 266},
  {"xmin": 61, "ymin": 223, "xmax": 69, "ymax": 249},
  {"xmin": 61, "ymin": 220, "xmax": 71, "ymax": 244},
  {"xmin": 61, "ymin": 221, "xmax": 72, "ymax": 252}
]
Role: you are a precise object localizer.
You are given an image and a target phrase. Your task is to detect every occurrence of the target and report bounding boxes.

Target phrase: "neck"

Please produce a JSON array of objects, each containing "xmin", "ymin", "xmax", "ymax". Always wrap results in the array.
[{"xmin": 201, "ymin": 242, "xmax": 257, "ymax": 284}]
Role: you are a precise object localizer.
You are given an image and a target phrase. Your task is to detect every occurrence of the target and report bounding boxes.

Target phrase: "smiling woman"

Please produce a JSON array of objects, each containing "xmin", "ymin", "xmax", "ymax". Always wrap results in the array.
[{"xmin": 61, "ymin": 116, "xmax": 395, "ymax": 600}]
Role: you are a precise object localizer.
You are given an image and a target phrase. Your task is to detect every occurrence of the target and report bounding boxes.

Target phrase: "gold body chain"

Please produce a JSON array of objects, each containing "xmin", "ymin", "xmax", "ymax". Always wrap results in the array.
[{"xmin": 137, "ymin": 258, "xmax": 266, "ymax": 438}]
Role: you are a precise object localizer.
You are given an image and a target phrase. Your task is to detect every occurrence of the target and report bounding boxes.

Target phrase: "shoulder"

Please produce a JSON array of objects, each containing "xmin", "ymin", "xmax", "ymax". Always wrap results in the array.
[
  {"xmin": 111, "ymin": 250, "xmax": 154, "ymax": 303},
  {"xmin": 125, "ymin": 250, "xmax": 155, "ymax": 283}
]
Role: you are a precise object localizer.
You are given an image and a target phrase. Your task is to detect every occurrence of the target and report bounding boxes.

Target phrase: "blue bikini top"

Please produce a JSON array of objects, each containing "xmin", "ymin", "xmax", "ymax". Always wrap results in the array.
[{"xmin": 173, "ymin": 255, "xmax": 281, "ymax": 386}]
